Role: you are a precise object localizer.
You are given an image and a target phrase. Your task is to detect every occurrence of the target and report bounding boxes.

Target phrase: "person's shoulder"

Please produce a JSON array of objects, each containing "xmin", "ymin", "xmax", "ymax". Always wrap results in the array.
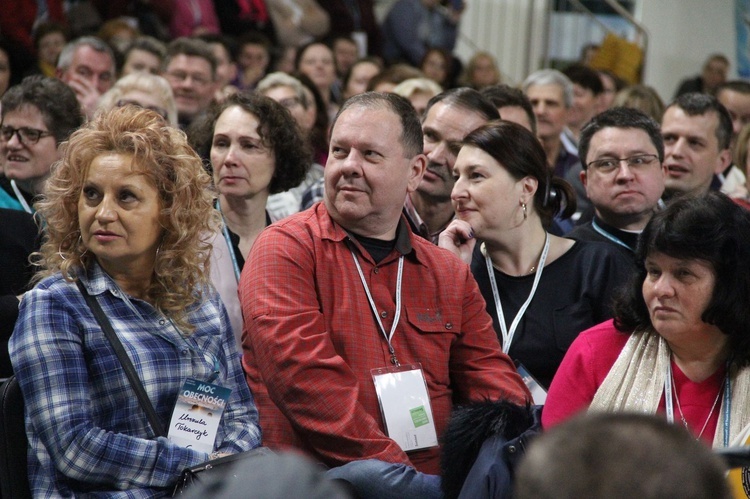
[
  {"xmin": 573, "ymin": 319, "xmax": 630, "ymax": 354},
  {"xmin": 251, "ymin": 204, "xmax": 345, "ymax": 265},
  {"xmin": 566, "ymin": 237, "xmax": 631, "ymax": 262},
  {"xmin": 18, "ymin": 273, "xmax": 80, "ymax": 320},
  {"xmin": 261, "ymin": 204, "xmax": 326, "ymax": 240},
  {"xmin": 0, "ymin": 207, "xmax": 35, "ymax": 226},
  {"xmin": 412, "ymin": 233, "xmax": 470, "ymax": 273},
  {"xmin": 562, "ymin": 239, "xmax": 635, "ymax": 283},
  {"xmin": 674, "ymin": 76, "xmax": 702, "ymax": 97},
  {"xmin": 567, "ymin": 222, "xmax": 599, "ymax": 242},
  {"xmin": 29, "ymin": 273, "xmax": 73, "ymax": 294},
  {"xmin": 580, "ymin": 318, "xmax": 625, "ymax": 338}
]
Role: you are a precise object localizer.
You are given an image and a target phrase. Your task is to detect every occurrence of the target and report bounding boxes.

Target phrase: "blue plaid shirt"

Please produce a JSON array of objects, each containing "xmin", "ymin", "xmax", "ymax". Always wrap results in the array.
[{"xmin": 10, "ymin": 263, "xmax": 261, "ymax": 497}]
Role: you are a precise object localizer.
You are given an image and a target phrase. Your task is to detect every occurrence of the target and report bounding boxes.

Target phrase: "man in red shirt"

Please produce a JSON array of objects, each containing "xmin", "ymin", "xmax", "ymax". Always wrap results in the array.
[{"xmin": 240, "ymin": 92, "xmax": 530, "ymax": 495}]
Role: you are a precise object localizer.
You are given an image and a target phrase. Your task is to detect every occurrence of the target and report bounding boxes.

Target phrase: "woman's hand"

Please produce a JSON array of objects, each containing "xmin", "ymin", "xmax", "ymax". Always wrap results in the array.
[{"xmin": 438, "ymin": 219, "xmax": 475, "ymax": 265}]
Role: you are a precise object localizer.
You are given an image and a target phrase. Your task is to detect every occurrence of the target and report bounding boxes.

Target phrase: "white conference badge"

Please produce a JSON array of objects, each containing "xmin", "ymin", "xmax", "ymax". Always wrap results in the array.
[
  {"xmin": 168, "ymin": 378, "xmax": 231, "ymax": 453},
  {"xmin": 371, "ymin": 363, "xmax": 438, "ymax": 452}
]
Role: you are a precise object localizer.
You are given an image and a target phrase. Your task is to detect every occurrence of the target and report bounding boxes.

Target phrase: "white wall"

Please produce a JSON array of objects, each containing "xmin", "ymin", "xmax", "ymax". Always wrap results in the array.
[
  {"xmin": 455, "ymin": 0, "xmax": 737, "ymax": 104},
  {"xmin": 454, "ymin": 0, "xmax": 549, "ymax": 87},
  {"xmin": 638, "ymin": 0, "xmax": 735, "ymax": 102}
]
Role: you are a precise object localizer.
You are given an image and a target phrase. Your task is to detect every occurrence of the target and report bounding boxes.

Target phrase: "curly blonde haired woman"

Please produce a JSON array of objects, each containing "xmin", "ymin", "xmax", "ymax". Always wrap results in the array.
[{"xmin": 10, "ymin": 106, "xmax": 261, "ymax": 496}]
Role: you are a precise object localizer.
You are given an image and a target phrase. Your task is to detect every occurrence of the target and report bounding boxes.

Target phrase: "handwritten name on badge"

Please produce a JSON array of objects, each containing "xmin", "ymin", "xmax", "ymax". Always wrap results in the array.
[{"xmin": 168, "ymin": 378, "xmax": 231, "ymax": 453}]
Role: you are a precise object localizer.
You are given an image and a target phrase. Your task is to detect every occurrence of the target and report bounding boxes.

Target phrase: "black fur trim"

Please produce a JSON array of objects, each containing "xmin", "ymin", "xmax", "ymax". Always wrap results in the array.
[{"xmin": 440, "ymin": 400, "xmax": 535, "ymax": 499}]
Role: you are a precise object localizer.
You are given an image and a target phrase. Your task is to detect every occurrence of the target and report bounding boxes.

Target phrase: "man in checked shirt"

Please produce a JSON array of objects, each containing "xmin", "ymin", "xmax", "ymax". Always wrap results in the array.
[{"xmin": 240, "ymin": 91, "xmax": 532, "ymax": 497}]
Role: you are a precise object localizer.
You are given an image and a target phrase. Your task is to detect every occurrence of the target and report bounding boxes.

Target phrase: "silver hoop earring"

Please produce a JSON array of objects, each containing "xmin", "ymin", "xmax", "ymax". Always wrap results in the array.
[
  {"xmin": 57, "ymin": 244, "xmax": 68, "ymax": 261},
  {"xmin": 522, "ymin": 202, "xmax": 527, "ymax": 220},
  {"xmin": 59, "ymin": 234, "xmax": 87, "ymax": 261}
]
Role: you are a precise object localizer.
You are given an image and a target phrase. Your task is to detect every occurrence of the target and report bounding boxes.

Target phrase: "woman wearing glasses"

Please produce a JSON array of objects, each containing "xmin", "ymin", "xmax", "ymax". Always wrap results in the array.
[
  {"xmin": 0, "ymin": 75, "xmax": 83, "ymax": 212},
  {"xmin": 438, "ymin": 121, "xmax": 632, "ymax": 391},
  {"xmin": 0, "ymin": 76, "xmax": 84, "ymax": 378},
  {"xmin": 97, "ymin": 72, "xmax": 178, "ymax": 126}
]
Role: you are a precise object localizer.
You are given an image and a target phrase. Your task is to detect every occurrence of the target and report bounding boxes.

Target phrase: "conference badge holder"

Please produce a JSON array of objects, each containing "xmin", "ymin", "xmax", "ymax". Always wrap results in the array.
[
  {"xmin": 371, "ymin": 363, "xmax": 438, "ymax": 452},
  {"xmin": 168, "ymin": 378, "xmax": 231, "ymax": 453},
  {"xmin": 516, "ymin": 363, "xmax": 547, "ymax": 405}
]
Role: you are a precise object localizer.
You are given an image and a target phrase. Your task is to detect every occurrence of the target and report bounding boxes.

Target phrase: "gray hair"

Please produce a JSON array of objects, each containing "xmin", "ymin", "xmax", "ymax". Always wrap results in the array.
[
  {"xmin": 392, "ymin": 78, "xmax": 443, "ymax": 99},
  {"xmin": 257, "ymin": 72, "xmax": 308, "ymax": 108},
  {"xmin": 57, "ymin": 36, "xmax": 115, "ymax": 71},
  {"xmin": 522, "ymin": 69, "xmax": 574, "ymax": 108},
  {"xmin": 96, "ymin": 72, "xmax": 178, "ymax": 126}
]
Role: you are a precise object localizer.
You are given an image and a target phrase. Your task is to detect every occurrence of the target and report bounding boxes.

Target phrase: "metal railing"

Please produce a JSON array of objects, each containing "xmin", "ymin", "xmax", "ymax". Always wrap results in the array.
[
  {"xmin": 552, "ymin": 0, "xmax": 649, "ymax": 79},
  {"xmin": 454, "ymin": 0, "xmax": 649, "ymax": 85}
]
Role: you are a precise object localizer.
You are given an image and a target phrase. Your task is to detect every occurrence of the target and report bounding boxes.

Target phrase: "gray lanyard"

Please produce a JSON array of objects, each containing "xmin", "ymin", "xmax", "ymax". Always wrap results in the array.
[{"xmin": 351, "ymin": 249, "xmax": 404, "ymax": 366}]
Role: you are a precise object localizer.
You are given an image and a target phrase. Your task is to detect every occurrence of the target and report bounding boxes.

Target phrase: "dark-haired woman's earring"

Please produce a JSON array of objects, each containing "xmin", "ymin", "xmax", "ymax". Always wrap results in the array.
[{"xmin": 522, "ymin": 202, "xmax": 527, "ymax": 220}]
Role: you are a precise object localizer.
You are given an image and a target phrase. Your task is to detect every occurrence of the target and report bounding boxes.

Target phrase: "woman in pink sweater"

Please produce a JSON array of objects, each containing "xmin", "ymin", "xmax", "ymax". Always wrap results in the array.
[{"xmin": 543, "ymin": 192, "xmax": 750, "ymax": 449}]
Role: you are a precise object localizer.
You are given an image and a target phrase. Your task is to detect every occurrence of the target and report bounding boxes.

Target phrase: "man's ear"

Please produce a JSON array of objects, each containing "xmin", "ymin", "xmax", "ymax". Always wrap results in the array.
[
  {"xmin": 580, "ymin": 168, "xmax": 588, "ymax": 188},
  {"xmin": 715, "ymin": 148, "xmax": 733, "ymax": 174},
  {"xmin": 406, "ymin": 154, "xmax": 427, "ymax": 193}
]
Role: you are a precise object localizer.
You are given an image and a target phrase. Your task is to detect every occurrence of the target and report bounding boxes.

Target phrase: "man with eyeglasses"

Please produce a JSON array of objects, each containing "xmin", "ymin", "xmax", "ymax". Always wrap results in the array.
[
  {"xmin": 162, "ymin": 37, "xmax": 218, "ymax": 129},
  {"xmin": 56, "ymin": 37, "xmax": 116, "ymax": 120},
  {"xmin": 568, "ymin": 107, "xmax": 667, "ymax": 257}
]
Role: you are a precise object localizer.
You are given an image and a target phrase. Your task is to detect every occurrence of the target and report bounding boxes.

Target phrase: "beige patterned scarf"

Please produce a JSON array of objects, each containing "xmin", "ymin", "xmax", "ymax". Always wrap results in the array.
[{"xmin": 589, "ymin": 329, "xmax": 750, "ymax": 447}]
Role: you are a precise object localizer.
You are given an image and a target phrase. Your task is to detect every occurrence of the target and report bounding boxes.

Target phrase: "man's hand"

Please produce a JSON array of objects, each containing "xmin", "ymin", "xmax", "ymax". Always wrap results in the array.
[{"xmin": 65, "ymin": 75, "xmax": 102, "ymax": 120}]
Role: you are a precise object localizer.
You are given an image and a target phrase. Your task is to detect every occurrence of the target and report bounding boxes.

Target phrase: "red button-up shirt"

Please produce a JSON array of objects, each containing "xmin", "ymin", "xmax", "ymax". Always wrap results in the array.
[{"xmin": 240, "ymin": 203, "xmax": 530, "ymax": 474}]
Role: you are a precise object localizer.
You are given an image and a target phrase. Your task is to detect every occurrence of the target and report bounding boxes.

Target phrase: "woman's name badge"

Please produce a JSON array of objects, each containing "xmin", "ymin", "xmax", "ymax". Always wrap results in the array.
[
  {"xmin": 168, "ymin": 378, "xmax": 231, "ymax": 453},
  {"xmin": 371, "ymin": 364, "xmax": 438, "ymax": 452}
]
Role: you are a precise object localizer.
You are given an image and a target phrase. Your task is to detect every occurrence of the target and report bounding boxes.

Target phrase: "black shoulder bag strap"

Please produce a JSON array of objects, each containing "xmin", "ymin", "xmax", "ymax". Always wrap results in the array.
[{"xmin": 76, "ymin": 280, "xmax": 167, "ymax": 438}]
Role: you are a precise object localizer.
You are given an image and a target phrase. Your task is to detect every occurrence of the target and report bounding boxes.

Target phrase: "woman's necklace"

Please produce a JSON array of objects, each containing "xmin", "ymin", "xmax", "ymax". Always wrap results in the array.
[
  {"xmin": 670, "ymin": 372, "xmax": 724, "ymax": 440},
  {"xmin": 481, "ymin": 237, "xmax": 544, "ymax": 277}
]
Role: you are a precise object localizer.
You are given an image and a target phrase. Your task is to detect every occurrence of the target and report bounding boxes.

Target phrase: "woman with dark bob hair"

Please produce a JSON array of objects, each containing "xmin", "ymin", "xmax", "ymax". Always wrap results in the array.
[
  {"xmin": 544, "ymin": 191, "xmax": 750, "ymax": 448},
  {"xmin": 439, "ymin": 120, "xmax": 632, "ymax": 391},
  {"xmin": 10, "ymin": 106, "xmax": 261, "ymax": 496},
  {"xmin": 203, "ymin": 91, "xmax": 310, "ymax": 344}
]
